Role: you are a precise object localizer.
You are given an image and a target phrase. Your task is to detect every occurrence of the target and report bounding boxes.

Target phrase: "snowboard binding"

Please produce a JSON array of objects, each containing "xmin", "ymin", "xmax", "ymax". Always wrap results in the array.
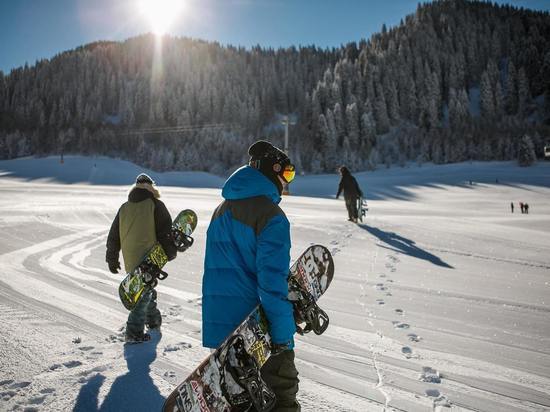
[
  {"xmin": 138, "ymin": 228, "xmax": 193, "ymax": 289},
  {"xmin": 289, "ymin": 279, "xmax": 330, "ymax": 335},
  {"xmin": 172, "ymin": 227, "xmax": 194, "ymax": 252},
  {"xmin": 139, "ymin": 261, "xmax": 168, "ymax": 288},
  {"xmin": 218, "ymin": 334, "xmax": 276, "ymax": 412}
]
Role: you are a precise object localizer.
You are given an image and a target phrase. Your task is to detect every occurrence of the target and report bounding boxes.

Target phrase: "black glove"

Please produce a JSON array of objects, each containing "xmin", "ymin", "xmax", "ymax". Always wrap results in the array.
[{"xmin": 108, "ymin": 261, "xmax": 121, "ymax": 274}]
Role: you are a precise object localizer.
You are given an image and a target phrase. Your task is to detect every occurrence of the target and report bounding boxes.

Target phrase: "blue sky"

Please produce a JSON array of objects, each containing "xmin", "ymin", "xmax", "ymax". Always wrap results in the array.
[{"xmin": 1, "ymin": 0, "xmax": 549, "ymax": 73}]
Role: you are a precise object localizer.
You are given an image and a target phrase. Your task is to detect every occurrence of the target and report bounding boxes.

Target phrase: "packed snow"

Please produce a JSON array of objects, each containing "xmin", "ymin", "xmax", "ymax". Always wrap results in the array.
[{"xmin": 1, "ymin": 156, "xmax": 549, "ymax": 411}]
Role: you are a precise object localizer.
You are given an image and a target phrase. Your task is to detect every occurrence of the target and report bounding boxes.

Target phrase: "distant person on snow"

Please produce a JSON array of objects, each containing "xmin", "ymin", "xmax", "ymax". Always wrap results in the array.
[
  {"xmin": 525, "ymin": 203, "xmax": 529, "ymax": 214},
  {"xmin": 510, "ymin": 202, "xmax": 514, "ymax": 213},
  {"xmin": 336, "ymin": 166, "xmax": 363, "ymax": 222},
  {"xmin": 106, "ymin": 173, "xmax": 177, "ymax": 343},
  {"xmin": 202, "ymin": 140, "xmax": 300, "ymax": 411},
  {"xmin": 520, "ymin": 202, "xmax": 525, "ymax": 214}
]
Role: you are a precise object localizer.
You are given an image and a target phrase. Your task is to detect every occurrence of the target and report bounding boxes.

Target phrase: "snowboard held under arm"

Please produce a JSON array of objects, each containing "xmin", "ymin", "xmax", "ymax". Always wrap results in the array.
[
  {"xmin": 163, "ymin": 244, "xmax": 334, "ymax": 412},
  {"xmin": 118, "ymin": 209, "xmax": 198, "ymax": 311}
]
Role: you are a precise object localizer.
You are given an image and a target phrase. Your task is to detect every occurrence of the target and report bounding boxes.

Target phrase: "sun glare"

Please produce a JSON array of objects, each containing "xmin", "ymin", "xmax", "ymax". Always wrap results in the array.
[{"xmin": 139, "ymin": 0, "xmax": 184, "ymax": 35}]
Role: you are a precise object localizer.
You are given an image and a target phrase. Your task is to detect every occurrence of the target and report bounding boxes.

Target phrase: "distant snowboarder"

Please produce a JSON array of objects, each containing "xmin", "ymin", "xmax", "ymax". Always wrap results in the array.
[
  {"xmin": 336, "ymin": 166, "xmax": 363, "ymax": 223},
  {"xmin": 202, "ymin": 140, "xmax": 300, "ymax": 411},
  {"xmin": 510, "ymin": 202, "xmax": 514, "ymax": 213},
  {"xmin": 106, "ymin": 173, "xmax": 177, "ymax": 343}
]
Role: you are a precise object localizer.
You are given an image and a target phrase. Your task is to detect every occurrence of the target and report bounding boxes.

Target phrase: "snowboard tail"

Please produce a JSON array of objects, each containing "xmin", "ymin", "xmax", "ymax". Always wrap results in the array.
[{"xmin": 118, "ymin": 209, "xmax": 197, "ymax": 311}]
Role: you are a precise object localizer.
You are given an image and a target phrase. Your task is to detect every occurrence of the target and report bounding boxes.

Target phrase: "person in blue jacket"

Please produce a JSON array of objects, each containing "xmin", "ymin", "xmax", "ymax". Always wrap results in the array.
[{"xmin": 202, "ymin": 140, "xmax": 299, "ymax": 411}]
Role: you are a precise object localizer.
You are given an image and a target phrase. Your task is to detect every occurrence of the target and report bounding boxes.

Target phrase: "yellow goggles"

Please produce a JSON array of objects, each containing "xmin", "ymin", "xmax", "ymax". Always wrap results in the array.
[{"xmin": 281, "ymin": 164, "xmax": 296, "ymax": 183}]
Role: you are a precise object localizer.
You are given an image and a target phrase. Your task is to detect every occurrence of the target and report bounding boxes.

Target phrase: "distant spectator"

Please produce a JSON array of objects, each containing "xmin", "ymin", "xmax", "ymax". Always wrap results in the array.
[
  {"xmin": 520, "ymin": 202, "xmax": 524, "ymax": 213},
  {"xmin": 510, "ymin": 202, "xmax": 514, "ymax": 213},
  {"xmin": 525, "ymin": 203, "xmax": 529, "ymax": 214}
]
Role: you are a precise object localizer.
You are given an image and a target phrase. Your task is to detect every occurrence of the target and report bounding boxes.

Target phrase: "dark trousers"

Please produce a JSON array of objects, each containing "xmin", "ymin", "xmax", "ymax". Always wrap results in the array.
[
  {"xmin": 345, "ymin": 197, "xmax": 359, "ymax": 221},
  {"xmin": 258, "ymin": 350, "xmax": 300, "ymax": 412},
  {"xmin": 126, "ymin": 289, "xmax": 162, "ymax": 338}
]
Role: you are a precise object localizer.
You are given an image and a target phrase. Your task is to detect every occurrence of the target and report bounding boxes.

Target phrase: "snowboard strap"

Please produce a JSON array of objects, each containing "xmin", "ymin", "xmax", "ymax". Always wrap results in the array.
[
  {"xmin": 289, "ymin": 279, "xmax": 330, "ymax": 335},
  {"xmin": 218, "ymin": 334, "xmax": 276, "ymax": 412},
  {"xmin": 140, "ymin": 261, "xmax": 169, "ymax": 287},
  {"xmin": 172, "ymin": 228, "xmax": 194, "ymax": 252},
  {"xmin": 296, "ymin": 302, "xmax": 329, "ymax": 335},
  {"xmin": 156, "ymin": 269, "xmax": 169, "ymax": 280}
]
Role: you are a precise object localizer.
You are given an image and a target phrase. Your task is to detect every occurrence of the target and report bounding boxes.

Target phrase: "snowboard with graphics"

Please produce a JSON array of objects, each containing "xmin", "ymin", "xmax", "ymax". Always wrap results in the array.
[
  {"xmin": 163, "ymin": 244, "xmax": 334, "ymax": 412},
  {"xmin": 118, "ymin": 209, "xmax": 198, "ymax": 311},
  {"xmin": 357, "ymin": 197, "xmax": 368, "ymax": 223}
]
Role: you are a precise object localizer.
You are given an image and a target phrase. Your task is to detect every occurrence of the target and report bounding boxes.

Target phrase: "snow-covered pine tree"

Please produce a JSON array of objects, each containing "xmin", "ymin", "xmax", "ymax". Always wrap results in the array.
[
  {"xmin": 480, "ymin": 71, "xmax": 495, "ymax": 121},
  {"xmin": 324, "ymin": 110, "xmax": 339, "ymax": 171},
  {"xmin": 517, "ymin": 134, "xmax": 537, "ymax": 167},
  {"xmin": 542, "ymin": 51, "xmax": 550, "ymax": 121},
  {"xmin": 517, "ymin": 67, "xmax": 531, "ymax": 117},
  {"xmin": 505, "ymin": 60, "xmax": 518, "ymax": 115}
]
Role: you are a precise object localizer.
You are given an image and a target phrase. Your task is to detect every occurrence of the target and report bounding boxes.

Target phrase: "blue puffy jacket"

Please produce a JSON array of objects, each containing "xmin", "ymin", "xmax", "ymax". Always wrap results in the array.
[{"xmin": 202, "ymin": 166, "xmax": 295, "ymax": 349}]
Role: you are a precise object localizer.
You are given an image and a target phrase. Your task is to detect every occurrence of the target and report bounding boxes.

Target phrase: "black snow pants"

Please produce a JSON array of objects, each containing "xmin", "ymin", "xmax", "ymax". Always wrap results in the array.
[
  {"xmin": 257, "ymin": 349, "xmax": 300, "ymax": 411},
  {"xmin": 345, "ymin": 196, "xmax": 359, "ymax": 221}
]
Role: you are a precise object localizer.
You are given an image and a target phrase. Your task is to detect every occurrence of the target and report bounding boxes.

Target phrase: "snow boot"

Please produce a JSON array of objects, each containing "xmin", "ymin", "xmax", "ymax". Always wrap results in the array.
[
  {"xmin": 147, "ymin": 324, "xmax": 162, "ymax": 335},
  {"xmin": 125, "ymin": 332, "xmax": 151, "ymax": 344},
  {"xmin": 146, "ymin": 311, "xmax": 162, "ymax": 331}
]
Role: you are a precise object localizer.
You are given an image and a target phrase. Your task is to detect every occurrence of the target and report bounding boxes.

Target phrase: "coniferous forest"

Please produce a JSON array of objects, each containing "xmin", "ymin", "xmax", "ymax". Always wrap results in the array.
[{"xmin": 1, "ymin": 0, "xmax": 549, "ymax": 174}]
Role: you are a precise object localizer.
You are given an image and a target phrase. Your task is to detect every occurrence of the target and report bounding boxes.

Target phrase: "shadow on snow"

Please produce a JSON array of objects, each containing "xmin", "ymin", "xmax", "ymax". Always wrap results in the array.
[
  {"xmin": 73, "ymin": 333, "xmax": 165, "ymax": 412},
  {"xmin": 1, "ymin": 157, "xmax": 549, "ymax": 201},
  {"xmin": 359, "ymin": 224, "xmax": 454, "ymax": 269}
]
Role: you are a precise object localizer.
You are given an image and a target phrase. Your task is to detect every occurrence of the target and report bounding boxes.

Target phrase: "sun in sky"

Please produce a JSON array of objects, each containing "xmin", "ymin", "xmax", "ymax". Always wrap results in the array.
[{"xmin": 138, "ymin": 0, "xmax": 184, "ymax": 35}]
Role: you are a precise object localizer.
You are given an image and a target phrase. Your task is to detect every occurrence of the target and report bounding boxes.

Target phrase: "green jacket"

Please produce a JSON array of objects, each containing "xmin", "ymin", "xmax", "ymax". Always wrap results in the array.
[
  {"xmin": 106, "ymin": 186, "xmax": 176, "ymax": 273},
  {"xmin": 119, "ymin": 198, "xmax": 156, "ymax": 272}
]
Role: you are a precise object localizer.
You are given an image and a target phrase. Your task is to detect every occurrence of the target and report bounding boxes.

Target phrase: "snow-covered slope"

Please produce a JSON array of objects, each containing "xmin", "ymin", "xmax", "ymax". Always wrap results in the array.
[
  {"xmin": 0, "ymin": 155, "xmax": 225, "ymax": 188},
  {"xmin": 1, "ymin": 154, "xmax": 549, "ymax": 199},
  {"xmin": 1, "ymin": 157, "xmax": 549, "ymax": 411}
]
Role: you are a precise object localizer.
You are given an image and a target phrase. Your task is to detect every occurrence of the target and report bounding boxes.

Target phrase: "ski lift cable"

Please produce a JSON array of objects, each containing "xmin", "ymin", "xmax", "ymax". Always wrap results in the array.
[
  {"xmin": 119, "ymin": 122, "xmax": 238, "ymax": 136},
  {"xmin": 128, "ymin": 123, "xmax": 232, "ymax": 133},
  {"xmin": 122, "ymin": 126, "xmax": 225, "ymax": 136}
]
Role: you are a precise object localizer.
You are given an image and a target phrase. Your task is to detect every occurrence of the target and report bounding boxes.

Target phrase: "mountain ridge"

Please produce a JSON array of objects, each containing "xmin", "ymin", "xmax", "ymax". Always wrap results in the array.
[{"xmin": 1, "ymin": 0, "xmax": 549, "ymax": 173}]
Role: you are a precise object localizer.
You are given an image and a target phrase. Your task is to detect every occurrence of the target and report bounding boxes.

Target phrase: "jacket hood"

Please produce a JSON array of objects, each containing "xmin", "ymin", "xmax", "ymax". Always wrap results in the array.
[
  {"xmin": 222, "ymin": 166, "xmax": 281, "ymax": 204},
  {"xmin": 128, "ymin": 184, "xmax": 160, "ymax": 202}
]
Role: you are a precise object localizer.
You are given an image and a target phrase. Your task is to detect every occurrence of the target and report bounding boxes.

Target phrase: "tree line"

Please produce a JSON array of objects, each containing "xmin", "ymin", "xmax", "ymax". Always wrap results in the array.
[{"xmin": 1, "ymin": 0, "xmax": 549, "ymax": 173}]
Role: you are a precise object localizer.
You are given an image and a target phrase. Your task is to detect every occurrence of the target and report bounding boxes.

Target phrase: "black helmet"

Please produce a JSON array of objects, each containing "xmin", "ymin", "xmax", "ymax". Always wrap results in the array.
[
  {"xmin": 135, "ymin": 173, "xmax": 155, "ymax": 185},
  {"xmin": 249, "ymin": 140, "xmax": 289, "ymax": 165},
  {"xmin": 248, "ymin": 140, "xmax": 294, "ymax": 193}
]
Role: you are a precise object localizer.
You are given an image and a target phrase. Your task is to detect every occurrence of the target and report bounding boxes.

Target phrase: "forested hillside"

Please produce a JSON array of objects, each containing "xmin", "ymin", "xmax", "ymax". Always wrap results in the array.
[{"xmin": 1, "ymin": 0, "xmax": 549, "ymax": 173}]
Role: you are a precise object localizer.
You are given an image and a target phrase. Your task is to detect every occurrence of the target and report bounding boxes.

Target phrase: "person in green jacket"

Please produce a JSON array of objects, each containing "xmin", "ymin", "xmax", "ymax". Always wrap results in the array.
[{"xmin": 106, "ymin": 173, "xmax": 177, "ymax": 342}]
